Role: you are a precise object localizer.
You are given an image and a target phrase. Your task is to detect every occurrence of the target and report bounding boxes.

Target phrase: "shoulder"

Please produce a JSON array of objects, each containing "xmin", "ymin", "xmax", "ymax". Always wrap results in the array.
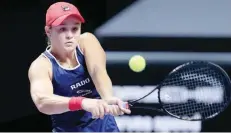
[
  {"xmin": 80, "ymin": 32, "xmax": 98, "ymax": 41},
  {"xmin": 78, "ymin": 32, "xmax": 102, "ymax": 54},
  {"xmin": 28, "ymin": 54, "xmax": 52, "ymax": 80}
]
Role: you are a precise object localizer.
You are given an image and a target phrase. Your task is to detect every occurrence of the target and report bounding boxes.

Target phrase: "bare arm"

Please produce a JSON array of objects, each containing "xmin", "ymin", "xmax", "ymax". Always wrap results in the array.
[
  {"xmin": 28, "ymin": 57, "xmax": 71, "ymax": 115},
  {"xmin": 28, "ymin": 56, "xmax": 112, "ymax": 118},
  {"xmin": 79, "ymin": 33, "xmax": 131, "ymax": 115},
  {"xmin": 80, "ymin": 33, "xmax": 113, "ymax": 100}
]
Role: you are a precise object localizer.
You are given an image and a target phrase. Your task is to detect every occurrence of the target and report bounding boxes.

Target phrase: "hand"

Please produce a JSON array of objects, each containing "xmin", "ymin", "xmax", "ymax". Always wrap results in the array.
[
  {"xmin": 81, "ymin": 98, "xmax": 110, "ymax": 119},
  {"xmin": 105, "ymin": 97, "xmax": 131, "ymax": 116}
]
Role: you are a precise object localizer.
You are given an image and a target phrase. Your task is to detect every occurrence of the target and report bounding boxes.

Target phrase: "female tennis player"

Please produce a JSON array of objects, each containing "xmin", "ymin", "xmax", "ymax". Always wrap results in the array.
[{"xmin": 28, "ymin": 2, "xmax": 131, "ymax": 132}]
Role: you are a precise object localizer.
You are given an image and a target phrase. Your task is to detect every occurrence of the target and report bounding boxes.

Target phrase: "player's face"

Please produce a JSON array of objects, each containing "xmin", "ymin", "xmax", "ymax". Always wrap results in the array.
[{"xmin": 49, "ymin": 16, "xmax": 81, "ymax": 52}]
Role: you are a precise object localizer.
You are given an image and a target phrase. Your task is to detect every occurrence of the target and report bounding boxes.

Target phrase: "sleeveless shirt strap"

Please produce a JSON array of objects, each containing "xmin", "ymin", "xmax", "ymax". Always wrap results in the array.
[
  {"xmin": 77, "ymin": 43, "xmax": 84, "ymax": 55},
  {"xmin": 43, "ymin": 45, "xmax": 83, "ymax": 67},
  {"xmin": 42, "ymin": 47, "xmax": 58, "ymax": 65}
]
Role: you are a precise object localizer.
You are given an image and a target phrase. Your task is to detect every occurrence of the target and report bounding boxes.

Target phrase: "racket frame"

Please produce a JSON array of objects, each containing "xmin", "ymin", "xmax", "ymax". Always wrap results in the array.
[{"xmin": 128, "ymin": 61, "xmax": 231, "ymax": 121}]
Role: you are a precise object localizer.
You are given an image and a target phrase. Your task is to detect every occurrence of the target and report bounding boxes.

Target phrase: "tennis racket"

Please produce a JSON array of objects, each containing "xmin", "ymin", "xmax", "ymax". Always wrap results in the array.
[{"xmin": 122, "ymin": 61, "xmax": 231, "ymax": 121}]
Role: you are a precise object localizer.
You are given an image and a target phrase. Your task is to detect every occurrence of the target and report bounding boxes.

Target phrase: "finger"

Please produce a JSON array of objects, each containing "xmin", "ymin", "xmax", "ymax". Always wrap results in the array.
[
  {"xmin": 92, "ymin": 110, "xmax": 97, "ymax": 119},
  {"xmin": 113, "ymin": 105, "xmax": 120, "ymax": 116},
  {"xmin": 102, "ymin": 102, "xmax": 110, "ymax": 114},
  {"xmin": 117, "ymin": 105, "xmax": 124, "ymax": 115},
  {"xmin": 119, "ymin": 102, "xmax": 131, "ymax": 114},
  {"xmin": 99, "ymin": 104, "xmax": 105, "ymax": 119},
  {"xmin": 113, "ymin": 99, "xmax": 128, "ymax": 115},
  {"xmin": 110, "ymin": 105, "xmax": 116, "ymax": 116},
  {"xmin": 114, "ymin": 104, "xmax": 124, "ymax": 115},
  {"xmin": 108, "ymin": 105, "xmax": 115, "ymax": 116},
  {"xmin": 119, "ymin": 108, "xmax": 124, "ymax": 115},
  {"xmin": 115, "ymin": 105, "xmax": 121, "ymax": 116},
  {"xmin": 94, "ymin": 107, "xmax": 100, "ymax": 119}
]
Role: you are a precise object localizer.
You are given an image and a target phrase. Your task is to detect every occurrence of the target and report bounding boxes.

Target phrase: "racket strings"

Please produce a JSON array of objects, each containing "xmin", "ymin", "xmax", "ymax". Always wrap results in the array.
[{"xmin": 159, "ymin": 64, "xmax": 230, "ymax": 120}]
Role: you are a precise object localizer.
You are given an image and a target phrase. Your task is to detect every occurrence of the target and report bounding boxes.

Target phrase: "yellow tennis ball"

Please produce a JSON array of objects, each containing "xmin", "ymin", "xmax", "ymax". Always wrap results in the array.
[{"xmin": 129, "ymin": 55, "xmax": 146, "ymax": 72}]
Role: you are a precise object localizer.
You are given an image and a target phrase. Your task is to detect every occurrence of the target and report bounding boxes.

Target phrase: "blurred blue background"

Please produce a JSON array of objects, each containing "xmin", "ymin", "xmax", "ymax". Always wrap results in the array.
[{"xmin": 1, "ymin": 0, "xmax": 231, "ymax": 132}]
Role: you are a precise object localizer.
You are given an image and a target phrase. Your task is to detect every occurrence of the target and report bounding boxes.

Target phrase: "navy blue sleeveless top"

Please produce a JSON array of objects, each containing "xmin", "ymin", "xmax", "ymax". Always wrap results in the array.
[{"xmin": 42, "ymin": 45, "xmax": 119, "ymax": 132}]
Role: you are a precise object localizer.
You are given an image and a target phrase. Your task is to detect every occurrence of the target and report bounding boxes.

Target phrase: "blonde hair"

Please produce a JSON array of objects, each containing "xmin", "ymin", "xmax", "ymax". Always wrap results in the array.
[
  {"xmin": 46, "ymin": 36, "xmax": 51, "ymax": 46},
  {"xmin": 45, "ymin": 26, "xmax": 51, "ymax": 46},
  {"xmin": 47, "ymin": 37, "xmax": 51, "ymax": 46}
]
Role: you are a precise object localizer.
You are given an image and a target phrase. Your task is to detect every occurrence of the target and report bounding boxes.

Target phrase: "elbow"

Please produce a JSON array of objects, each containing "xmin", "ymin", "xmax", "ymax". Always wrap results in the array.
[
  {"xmin": 35, "ymin": 96, "xmax": 53, "ymax": 115},
  {"xmin": 91, "ymin": 67, "xmax": 107, "ymax": 78},
  {"xmin": 37, "ymin": 103, "xmax": 52, "ymax": 115}
]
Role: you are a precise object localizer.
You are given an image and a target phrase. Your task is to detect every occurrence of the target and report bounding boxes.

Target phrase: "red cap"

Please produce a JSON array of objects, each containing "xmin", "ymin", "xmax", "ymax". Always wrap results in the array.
[{"xmin": 46, "ymin": 2, "xmax": 85, "ymax": 26}]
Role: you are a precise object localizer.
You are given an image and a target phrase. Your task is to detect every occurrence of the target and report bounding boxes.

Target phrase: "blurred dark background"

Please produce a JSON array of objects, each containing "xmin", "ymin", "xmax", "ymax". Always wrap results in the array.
[{"xmin": 0, "ymin": 0, "xmax": 231, "ymax": 132}]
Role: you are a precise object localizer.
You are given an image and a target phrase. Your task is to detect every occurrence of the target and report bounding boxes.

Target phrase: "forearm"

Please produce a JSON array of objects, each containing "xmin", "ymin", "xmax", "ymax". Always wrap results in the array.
[
  {"xmin": 91, "ymin": 69, "xmax": 113, "ymax": 100},
  {"xmin": 35, "ymin": 94, "xmax": 71, "ymax": 115},
  {"xmin": 36, "ymin": 94, "xmax": 84, "ymax": 115}
]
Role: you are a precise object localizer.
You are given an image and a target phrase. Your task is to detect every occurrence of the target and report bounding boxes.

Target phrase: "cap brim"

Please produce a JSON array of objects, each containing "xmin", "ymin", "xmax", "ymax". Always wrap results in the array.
[{"xmin": 51, "ymin": 13, "xmax": 85, "ymax": 26}]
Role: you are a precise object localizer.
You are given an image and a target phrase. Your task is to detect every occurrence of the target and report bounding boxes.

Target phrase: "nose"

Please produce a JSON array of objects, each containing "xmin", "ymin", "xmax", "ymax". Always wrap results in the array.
[{"xmin": 66, "ymin": 30, "xmax": 74, "ymax": 39}]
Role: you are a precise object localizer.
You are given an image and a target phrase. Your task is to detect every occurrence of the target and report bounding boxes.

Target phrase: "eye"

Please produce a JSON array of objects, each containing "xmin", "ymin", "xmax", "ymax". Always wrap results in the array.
[
  {"xmin": 59, "ymin": 27, "xmax": 66, "ymax": 32},
  {"xmin": 72, "ymin": 27, "xmax": 78, "ymax": 32}
]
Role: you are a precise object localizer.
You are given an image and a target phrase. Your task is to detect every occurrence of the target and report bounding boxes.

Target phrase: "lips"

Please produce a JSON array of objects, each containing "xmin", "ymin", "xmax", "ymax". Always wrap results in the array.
[{"xmin": 65, "ymin": 41, "xmax": 73, "ymax": 44}]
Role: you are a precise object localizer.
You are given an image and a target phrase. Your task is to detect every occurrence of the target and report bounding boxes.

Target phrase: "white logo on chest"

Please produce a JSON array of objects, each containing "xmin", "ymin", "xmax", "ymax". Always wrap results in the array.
[
  {"xmin": 76, "ymin": 90, "xmax": 92, "ymax": 96},
  {"xmin": 70, "ymin": 78, "xmax": 90, "ymax": 90}
]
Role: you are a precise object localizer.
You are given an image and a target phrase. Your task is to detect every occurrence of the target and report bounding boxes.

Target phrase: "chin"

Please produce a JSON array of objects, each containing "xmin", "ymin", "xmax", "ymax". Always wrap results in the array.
[{"xmin": 64, "ymin": 45, "xmax": 76, "ymax": 51}]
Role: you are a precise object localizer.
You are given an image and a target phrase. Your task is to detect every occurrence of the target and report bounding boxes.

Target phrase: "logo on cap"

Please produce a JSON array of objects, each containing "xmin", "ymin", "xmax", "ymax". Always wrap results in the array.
[{"xmin": 61, "ymin": 5, "xmax": 70, "ymax": 11}]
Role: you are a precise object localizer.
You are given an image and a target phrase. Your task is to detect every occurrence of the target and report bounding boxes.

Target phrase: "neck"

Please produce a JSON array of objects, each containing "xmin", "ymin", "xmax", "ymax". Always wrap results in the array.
[{"xmin": 49, "ymin": 46, "xmax": 76, "ymax": 62}]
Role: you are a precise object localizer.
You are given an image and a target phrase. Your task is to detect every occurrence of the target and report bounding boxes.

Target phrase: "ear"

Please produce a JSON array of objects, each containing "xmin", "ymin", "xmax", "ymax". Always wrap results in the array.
[{"xmin": 45, "ymin": 26, "xmax": 51, "ymax": 36}]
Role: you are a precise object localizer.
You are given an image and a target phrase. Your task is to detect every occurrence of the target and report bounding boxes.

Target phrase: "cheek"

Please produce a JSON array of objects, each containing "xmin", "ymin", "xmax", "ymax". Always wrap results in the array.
[
  {"xmin": 75, "ymin": 29, "xmax": 81, "ymax": 35},
  {"xmin": 74, "ymin": 35, "xmax": 80, "ymax": 40},
  {"xmin": 50, "ymin": 34, "xmax": 65, "ymax": 45},
  {"xmin": 74, "ymin": 31, "xmax": 81, "ymax": 39},
  {"xmin": 58, "ymin": 34, "xmax": 67, "ymax": 41},
  {"xmin": 55, "ymin": 33, "xmax": 65, "ymax": 41}
]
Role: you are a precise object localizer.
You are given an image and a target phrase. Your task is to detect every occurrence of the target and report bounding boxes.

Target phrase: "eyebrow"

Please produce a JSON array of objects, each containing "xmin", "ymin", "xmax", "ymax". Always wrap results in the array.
[
  {"xmin": 75, "ymin": 22, "xmax": 80, "ymax": 25},
  {"xmin": 72, "ymin": 22, "xmax": 80, "ymax": 25},
  {"xmin": 59, "ymin": 22, "xmax": 80, "ymax": 26}
]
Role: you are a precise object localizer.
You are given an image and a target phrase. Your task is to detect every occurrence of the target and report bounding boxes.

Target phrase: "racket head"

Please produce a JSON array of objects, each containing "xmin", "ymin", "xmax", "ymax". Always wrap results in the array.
[{"xmin": 157, "ymin": 61, "xmax": 231, "ymax": 121}]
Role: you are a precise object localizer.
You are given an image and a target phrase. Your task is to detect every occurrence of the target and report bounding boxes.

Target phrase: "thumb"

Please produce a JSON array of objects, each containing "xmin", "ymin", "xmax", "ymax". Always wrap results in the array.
[
  {"xmin": 118, "ymin": 102, "xmax": 131, "ymax": 114},
  {"xmin": 105, "ymin": 97, "xmax": 120, "ymax": 105}
]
